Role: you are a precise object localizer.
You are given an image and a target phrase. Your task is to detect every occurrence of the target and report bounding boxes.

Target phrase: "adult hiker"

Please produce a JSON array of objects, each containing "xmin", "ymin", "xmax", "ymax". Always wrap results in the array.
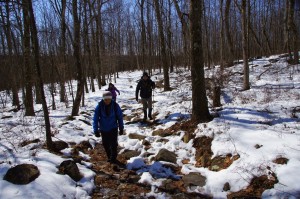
[
  {"xmin": 93, "ymin": 91, "xmax": 124, "ymax": 164},
  {"xmin": 136, "ymin": 72, "xmax": 155, "ymax": 121},
  {"xmin": 106, "ymin": 83, "xmax": 120, "ymax": 101}
]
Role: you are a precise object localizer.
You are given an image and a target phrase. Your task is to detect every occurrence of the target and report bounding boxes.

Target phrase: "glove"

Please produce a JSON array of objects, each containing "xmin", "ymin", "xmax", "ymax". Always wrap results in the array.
[
  {"xmin": 119, "ymin": 129, "xmax": 124, "ymax": 135},
  {"xmin": 94, "ymin": 131, "xmax": 100, "ymax": 137}
]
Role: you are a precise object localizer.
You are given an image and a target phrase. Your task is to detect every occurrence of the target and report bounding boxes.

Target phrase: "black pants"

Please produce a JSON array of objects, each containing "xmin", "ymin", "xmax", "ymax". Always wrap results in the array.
[{"xmin": 101, "ymin": 128, "xmax": 118, "ymax": 161}]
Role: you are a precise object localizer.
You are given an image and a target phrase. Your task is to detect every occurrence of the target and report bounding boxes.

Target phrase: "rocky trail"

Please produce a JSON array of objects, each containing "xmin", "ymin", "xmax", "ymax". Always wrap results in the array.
[{"xmin": 60, "ymin": 101, "xmax": 278, "ymax": 198}]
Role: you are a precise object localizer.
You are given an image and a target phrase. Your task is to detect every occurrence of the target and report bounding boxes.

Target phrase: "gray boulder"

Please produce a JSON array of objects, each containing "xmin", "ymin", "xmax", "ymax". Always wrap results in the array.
[
  {"xmin": 155, "ymin": 148, "xmax": 177, "ymax": 164},
  {"xmin": 182, "ymin": 172, "xmax": 206, "ymax": 187}
]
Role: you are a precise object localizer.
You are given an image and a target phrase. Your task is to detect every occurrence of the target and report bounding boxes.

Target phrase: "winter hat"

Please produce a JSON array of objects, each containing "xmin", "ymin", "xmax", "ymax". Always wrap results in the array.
[
  {"xmin": 102, "ymin": 91, "xmax": 112, "ymax": 100},
  {"xmin": 143, "ymin": 72, "xmax": 149, "ymax": 77}
]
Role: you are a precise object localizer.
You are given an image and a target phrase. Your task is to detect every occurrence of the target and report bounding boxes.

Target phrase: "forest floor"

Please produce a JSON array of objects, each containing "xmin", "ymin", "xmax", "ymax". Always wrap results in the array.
[{"xmin": 1, "ymin": 54, "xmax": 300, "ymax": 198}]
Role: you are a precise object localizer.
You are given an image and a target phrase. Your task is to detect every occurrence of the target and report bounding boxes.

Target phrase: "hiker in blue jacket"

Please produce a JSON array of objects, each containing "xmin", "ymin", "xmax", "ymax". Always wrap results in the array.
[{"xmin": 93, "ymin": 91, "xmax": 124, "ymax": 163}]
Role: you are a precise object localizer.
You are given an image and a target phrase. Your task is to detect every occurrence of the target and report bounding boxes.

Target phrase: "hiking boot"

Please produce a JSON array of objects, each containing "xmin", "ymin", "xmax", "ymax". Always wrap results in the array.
[
  {"xmin": 143, "ymin": 110, "xmax": 147, "ymax": 121},
  {"xmin": 148, "ymin": 108, "xmax": 153, "ymax": 120}
]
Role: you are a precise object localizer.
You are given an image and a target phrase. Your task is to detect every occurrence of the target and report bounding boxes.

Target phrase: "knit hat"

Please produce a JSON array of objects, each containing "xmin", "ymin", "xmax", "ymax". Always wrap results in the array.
[
  {"xmin": 143, "ymin": 72, "xmax": 149, "ymax": 77},
  {"xmin": 102, "ymin": 91, "xmax": 112, "ymax": 100}
]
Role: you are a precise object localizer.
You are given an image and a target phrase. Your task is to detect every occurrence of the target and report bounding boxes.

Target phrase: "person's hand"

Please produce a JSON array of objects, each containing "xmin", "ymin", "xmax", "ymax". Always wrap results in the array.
[
  {"xmin": 94, "ymin": 131, "xmax": 100, "ymax": 137},
  {"xmin": 119, "ymin": 129, "xmax": 124, "ymax": 135}
]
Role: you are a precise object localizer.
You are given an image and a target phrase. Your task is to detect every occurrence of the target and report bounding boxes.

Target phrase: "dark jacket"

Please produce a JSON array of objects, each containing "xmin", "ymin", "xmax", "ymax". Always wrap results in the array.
[
  {"xmin": 93, "ymin": 100, "xmax": 124, "ymax": 133},
  {"xmin": 136, "ymin": 78, "xmax": 155, "ymax": 99}
]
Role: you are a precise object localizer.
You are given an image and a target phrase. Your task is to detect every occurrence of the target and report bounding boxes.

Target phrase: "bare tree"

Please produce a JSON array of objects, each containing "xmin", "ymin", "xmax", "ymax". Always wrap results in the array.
[
  {"xmin": 3, "ymin": 0, "xmax": 20, "ymax": 109},
  {"xmin": 153, "ymin": 0, "xmax": 170, "ymax": 91},
  {"xmin": 241, "ymin": 0, "xmax": 250, "ymax": 90},
  {"xmin": 71, "ymin": 0, "xmax": 84, "ymax": 116},
  {"xmin": 22, "ymin": 0, "xmax": 35, "ymax": 116},
  {"xmin": 28, "ymin": 0, "xmax": 53, "ymax": 149},
  {"xmin": 224, "ymin": 0, "xmax": 234, "ymax": 64},
  {"xmin": 190, "ymin": 0, "xmax": 211, "ymax": 122}
]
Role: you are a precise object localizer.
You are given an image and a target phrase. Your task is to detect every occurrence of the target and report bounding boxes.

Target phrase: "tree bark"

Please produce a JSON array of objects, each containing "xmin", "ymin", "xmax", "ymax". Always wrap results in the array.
[
  {"xmin": 153, "ymin": 0, "xmax": 170, "ymax": 91},
  {"xmin": 22, "ymin": 0, "xmax": 35, "ymax": 116},
  {"xmin": 28, "ymin": 0, "xmax": 53, "ymax": 149},
  {"xmin": 71, "ymin": 0, "xmax": 84, "ymax": 116},
  {"xmin": 139, "ymin": 0, "xmax": 146, "ymax": 71},
  {"xmin": 219, "ymin": 0, "xmax": 224, "ymax": 70},
  {"xmin": 59, "ymin": 0, "xmax": 67, "ymax": 102},
  {"xmin": 4, "ymin": 0, "xmax": 20, "ymax": 109},
  {"xmin": 173, "ymin": 0, "xmax": 190, "ymax": 67},
  {"xmin": 288, "ymin": 0, "xmax": 299, "ymax": 63},
  {"xmin": 224, "ymin": 0, "xmax": 234, "ymax": 62},
  {"xmin": 241, "ymin": 0, "xmax": 250, "ymax": 90},
  {"xmin": 190, "ymin": 0, "xmax": 211, "ymax": 123}
]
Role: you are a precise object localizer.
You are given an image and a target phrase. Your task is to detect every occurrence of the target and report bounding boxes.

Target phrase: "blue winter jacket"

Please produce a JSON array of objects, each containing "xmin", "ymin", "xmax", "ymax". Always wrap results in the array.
[{"xmin": 93, "ymin": 100, "xmax": 124, "ymax": 133}]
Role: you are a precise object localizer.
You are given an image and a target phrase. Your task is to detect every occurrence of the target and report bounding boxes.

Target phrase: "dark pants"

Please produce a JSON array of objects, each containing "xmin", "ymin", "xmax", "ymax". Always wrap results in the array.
[{"xmin": 101, "ymin": 128, "xmax": 118, "ymax": 161}]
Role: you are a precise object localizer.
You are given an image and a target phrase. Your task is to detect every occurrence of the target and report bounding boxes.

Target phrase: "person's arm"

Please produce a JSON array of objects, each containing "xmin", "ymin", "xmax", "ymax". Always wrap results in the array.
[
  {"xmin": 93, "ymin": 104, "xmax": 100, "ymax": 136},
  {"xmin": 116, "ymin": 104, "xmax": 124, "ymax": 134},
  {"xmin": 136, "ymin": 81, "xmax": 141, "ymax": 101},
  {"xmin": 151, "ymin": 80, "xmax": 155, "ymax": 89},
  {"xmin": 116, "ymin": 87, "xmax": 120, "ymax": 95}
]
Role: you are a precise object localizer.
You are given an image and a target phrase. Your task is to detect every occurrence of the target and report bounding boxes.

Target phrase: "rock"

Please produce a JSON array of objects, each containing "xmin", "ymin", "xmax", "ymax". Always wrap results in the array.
[
  {"xmin": 223, "ymin": 182, "xmax": 231, "ymax": 191},
  {"xmin": 141, "ymin": 152, "xmax": 154, "ymax": 157},
  {"xmin": 152, "ymin": 129, "xmax": 173, "ymax": 137},
  {"xmin": 156, "ymin": 138, "xmax": 169, "ymax": 143},
  {"xmin": 57, "ymin": 160, "xmax": 82, "ymax": 181},
  {"xmin": 1, "ymin": 115, "xmax": 13, "ymax": 119},
  {"xmin": 160, "ymin": 179, "xmax": 178, "ymax": 193},
  {"xmin": 273, "ymin": 157, "xmax": 289, "ymax": 165},
  {"xmin": 4, "ymin": 164, "xmax": 40, "ymax": 185},
  {"xmin": 121, "ymin": 150, "xmax": 141, "ymax": 160},
  {"xmin": 78, "ymin": 119, "xmax": 91, "ymax": 126},
  {"xmin": 254, "ymin": 144, "xmax": 263, "ymax": 149},
  {"xmin": 155, "ymin": 148, "xmax": 177, "ymax": 164},
  {"xmin": 182, "ymin": 159, "xmax": 189, "ymax": 164},
  {"xmin": 53, "ymin": 140, "xmax": 68, "ymax": 151},
  {"xmin": 128, "ymin": 133, "xmax": 146, "ymax": 140},
  {"xmin": 182, "ymin": 172, "xmax": 206, "ymax": 187},
  {"xmin": 142, "ymin": 140, "xmax": 151, "ymax": 146},
  {"xmin": 74, "ymin": 140, "xmax": 92, "ymax": 153},
  {"xmin": 211, "ymin": 165, "xmax": 220, "ymax": 171},
  {"xmin": 19, "ymin": 138, "xmax": 40, "ymax": 147}
]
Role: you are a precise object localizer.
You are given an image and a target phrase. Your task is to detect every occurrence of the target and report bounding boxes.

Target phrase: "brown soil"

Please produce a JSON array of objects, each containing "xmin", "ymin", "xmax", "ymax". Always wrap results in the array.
[
  {"xmin": 227, "ymin": 174, "xmax": 278, "ymax": 199},
  {"xmin": 193, "ymin": 136, "xmax": 239, "ymax": 171}
]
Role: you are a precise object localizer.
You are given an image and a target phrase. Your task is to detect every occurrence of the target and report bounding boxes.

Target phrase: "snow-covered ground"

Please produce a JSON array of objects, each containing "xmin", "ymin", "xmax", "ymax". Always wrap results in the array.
[{"xmin": 0, "ymin": 55, "xmax": 300, "ymax": 198}]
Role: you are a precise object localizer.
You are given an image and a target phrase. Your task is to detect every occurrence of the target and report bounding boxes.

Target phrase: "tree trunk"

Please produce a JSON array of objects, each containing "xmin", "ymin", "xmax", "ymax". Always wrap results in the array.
[
  {"xmin": 241, "ymin": 0, "xmax": 250, "ymax": 90},
  {"xmin": 220, "ymin": 0, "xmax": 225, "ymax": 70},
  {"xmin": 224, "ymin": 0, "xmax": 234, "ymax": 62},
  {"xmin": 140, "ymin": 0, "xmax": 146, "ymax": 71},
  {"xmin": 167, "ymin": 0, "xmax": 174, "ymax": 73},
  {"xmin": 153, "ymin": 0, "xmax": 170, "ymax": 91},
  {"xmin": 173, "ymin": 0, "xmax": 190, "ymax": 67},
  {"xmin": 59, "ymin": 0, "xmax": 67, "ymax": 102},
  {"xmin": 22, "ymin": 0, "xmax": 35, "ymax": 116},
  {"xmin": 71, "ymin": 0, "xmax": 84, "ymax": 116},
  {"xmin": 288, "ymin": 0, "xmax": 299, "ymax": 63},
  {"xmin": 190, "ymin": 0, "xmax": 211, "ymax": 123},
  {"xmin": 28, "ymin": 0, "xmax": 53, "ymax": 150},
  {"xmin": 4, "ymin": 0, "xmax": 20, "ymax": 109}
]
